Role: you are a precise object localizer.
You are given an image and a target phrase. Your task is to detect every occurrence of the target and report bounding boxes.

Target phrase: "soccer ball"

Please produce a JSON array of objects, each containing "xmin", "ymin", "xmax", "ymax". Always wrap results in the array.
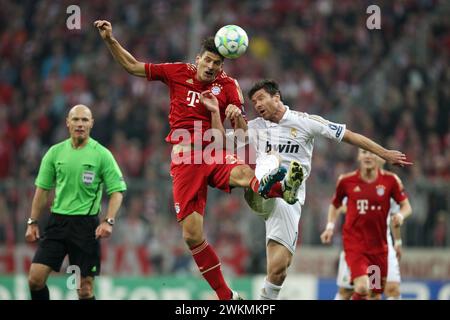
[{"xmin": 214, "ymin": 25, "xmax": 249, "ymax": 59}]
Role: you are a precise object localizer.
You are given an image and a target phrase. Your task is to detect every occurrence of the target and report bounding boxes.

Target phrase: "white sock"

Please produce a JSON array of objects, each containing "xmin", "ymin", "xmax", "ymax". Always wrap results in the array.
[
  {"xmin": 255, "ymin": 154, "xmax": 280, "ymax": 181},
  {"xmin": 259, "ymin": 278, "xmax": 282, "ymax": 300}
]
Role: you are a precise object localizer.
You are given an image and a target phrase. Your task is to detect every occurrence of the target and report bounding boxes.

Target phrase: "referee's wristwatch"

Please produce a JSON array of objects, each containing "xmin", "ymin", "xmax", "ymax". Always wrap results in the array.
[
  {"xmin": 105, "ymin": 218, "xmax": 115, "ymax": 226},
  {"xmin": 27, "ymin": 218, "xmax": 38, "ymax": 225}
]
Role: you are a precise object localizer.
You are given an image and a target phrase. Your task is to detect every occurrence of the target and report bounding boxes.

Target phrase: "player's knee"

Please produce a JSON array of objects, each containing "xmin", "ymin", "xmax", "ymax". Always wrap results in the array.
[
  {"xmin": 28, "ymin": 273, "xmax": 46, "ymax": 291},
  {"xmin": 78, "ymin": 278, "xmax": 94, "ymax": 299},
  {"xmin": 183, "ymin": 229, "xmax": 203, "ymax": 248},
  {"xmin": 230, "ymin": 165, "xmax": 253, "ymax": 187},
  {"xmin": 384, "ymin": 283, "xmax": 400, "ymax": 298},
  {"xmin": 354, "ymin": 283, "xmax": 369, "ymax": 296},
  {"xmin": 181, "ymin": 213, "xmax": 204, "ymax": 248},
  {"xmin": 338, "ymin": 287, "xmax": 353, "ymax": 300}
]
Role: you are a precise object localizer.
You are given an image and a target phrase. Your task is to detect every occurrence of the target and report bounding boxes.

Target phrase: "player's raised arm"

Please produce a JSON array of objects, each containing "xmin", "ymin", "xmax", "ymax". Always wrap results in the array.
[
  {"xmin": 94, "ymin": 20, "xmax": 146, "ymax": 77},
  {"xmin": 342, "ymin": 129, "xmax": 413, "ymax": 167}
]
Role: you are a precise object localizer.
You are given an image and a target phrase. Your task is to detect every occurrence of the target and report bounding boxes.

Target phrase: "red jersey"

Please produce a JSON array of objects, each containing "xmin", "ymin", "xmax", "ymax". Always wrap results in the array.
[
  {"xmin": 144, "ymin": 62, "xmax": 244, "ymax": 145},
  {"xmin": 332, "ymin": 169, "xmax": 407, "ymax": 255}
]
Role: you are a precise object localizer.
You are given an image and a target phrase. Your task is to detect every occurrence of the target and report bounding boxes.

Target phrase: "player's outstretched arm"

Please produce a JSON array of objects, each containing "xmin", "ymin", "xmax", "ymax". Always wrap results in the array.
[
  {"xmin": 342, "ymin": 129, "xmax": 413, "ymax": 167},
  {"xmin": 320, "ymin": 204, "xmax": 341, "ymax": 244},
  {"xmin": 94, "ymin": 20, "xmax": 146, "ymax": 77}
]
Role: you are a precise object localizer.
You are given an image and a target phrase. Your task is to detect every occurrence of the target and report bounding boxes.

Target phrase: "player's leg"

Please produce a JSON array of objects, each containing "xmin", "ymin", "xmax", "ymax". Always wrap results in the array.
[
  {"xmin": 385, "ymin": 242, "xmax": 401, "ymax": 299},
  {"xmin": 78, "ymin": 276, "xmax": 95, "ymax": 300},
  {"xmin": 352, "ymin": 275, "xmax": 370, "ymax": 300},
  {"xmin": 229, "ymin": 162, "xmax": 285, "ymax": 199},
  {"xmin": 229, "ymin": 156, "xmax": 302, "ymax": 204},
  {"xmin": 181, "ymin": 212, "xmax": 235, "ymax": 300},
  {"xmin": 260, "ymin": 240, "xmax": 292, "ymax": 300},
  {"xmin": 236, "ymin": 154, "xmax": 304, "ymax": 204},
  {"xmin": 173, "ymin": 160, "xmax": 236, "ymax": 300},
  {"xmin": 28, "ymin": 263, "xmax": 53, "ymax": 300},
  {"xmin": 384, "ymin": 281, "xmax": 401, "ymax": 299},
  {"xmin": 180, "ymin": 211, "xmax": 205, "ymax": 248},
  {"xmin": 335, "ymin": 251, "xmax": 354, "ymax": 300},
  {"xmin": 368, "ymin": 253, "xmax": 388, "ymax": 300},
  {"xmin": 259, "ymin": 200, "xmax": 300, "ymax": 300},
  {"xmin": 336, "ymin": 287, "xmax": 353, "ymax": 300},
  {"xmin": 67, "ymin": 215, "xmax": 101, "ymax": 300},
  {"xmin": 345, "ymin": 251, "xmax": 370, "ymax": 300},
  {"xmin": 29, "ymin": 214, "xmax": 68, "ymax": 300}
]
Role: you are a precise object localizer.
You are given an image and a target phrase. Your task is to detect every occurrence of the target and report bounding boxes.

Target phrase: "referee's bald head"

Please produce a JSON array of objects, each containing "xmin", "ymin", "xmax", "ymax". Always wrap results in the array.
[{"xmin": 68, "ymin": 104, "xmax": 93, "ymax": 119}]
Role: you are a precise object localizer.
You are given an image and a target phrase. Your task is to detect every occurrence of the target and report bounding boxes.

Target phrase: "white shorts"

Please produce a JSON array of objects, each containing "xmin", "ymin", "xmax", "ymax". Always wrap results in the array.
[
  {"xmin": 386, "ymin": 242, "xmax": 401, "ymax": 283},
  {"xmin": 336, "ymin": 251, "xmax": 353, "ymax": 289},
  {"xmin": 336, "ymin": 244, "xmax": 401, "ymax": 288},
  {"xmin": 265, "ymin": 199, "xmax": 301, "ymax": 255}
]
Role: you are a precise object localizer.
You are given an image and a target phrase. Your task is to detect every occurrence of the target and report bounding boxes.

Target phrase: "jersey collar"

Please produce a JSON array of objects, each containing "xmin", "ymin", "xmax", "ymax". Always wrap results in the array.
[
  {"xmin": 280, "ymin": 105, "xmax": 290, "ymax": 121},
  {"xmin": 264, "ymin": 105, "xmax": 290, "ymax": 127}
]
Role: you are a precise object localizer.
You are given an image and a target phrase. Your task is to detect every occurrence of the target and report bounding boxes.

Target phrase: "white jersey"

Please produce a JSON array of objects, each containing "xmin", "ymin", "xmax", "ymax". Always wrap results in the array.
[{"xmin": 247, "ymin": 106, "xmax": 346, "ymax": 205}]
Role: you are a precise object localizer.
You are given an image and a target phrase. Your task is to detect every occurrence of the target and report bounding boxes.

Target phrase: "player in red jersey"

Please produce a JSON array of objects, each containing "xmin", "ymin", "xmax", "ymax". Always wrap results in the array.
[
  {"xmin": 95, "ymin": 20, "xmax": 294, "ymax": 300},
  {"xmin": 321, "ymin": 149, "xmax": 412, "ymax": 300}
]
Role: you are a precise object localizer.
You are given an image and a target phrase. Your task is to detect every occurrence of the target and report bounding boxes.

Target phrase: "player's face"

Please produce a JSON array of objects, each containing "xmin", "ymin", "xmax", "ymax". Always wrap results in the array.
[
  {"xmin": 66, "ymin": 107, "xmax": 94, "ymax": 143},
  {"xmin": 250, "ymin": 89, "xmax": 280, "ymax": 120},
  {"xmin": 196, "ymin": 51, "xmax": 223, "ymax": 82},
  {"xmin": 358, "ymin": 149, "xmax": 379, "ymax": 170}
]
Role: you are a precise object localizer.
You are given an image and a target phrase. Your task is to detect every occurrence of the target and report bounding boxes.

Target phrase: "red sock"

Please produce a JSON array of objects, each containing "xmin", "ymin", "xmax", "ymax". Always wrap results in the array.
[
  {"xmin": 190, "ymin": 240, "xmax": 231, "ymax": 300},
  {"xmin": 351, "ymin": 292, "xmax": 368, "ymax": 300},
  {"xmin": 250, "ymin": 177, "xmax": 283, "ymax": 198}
]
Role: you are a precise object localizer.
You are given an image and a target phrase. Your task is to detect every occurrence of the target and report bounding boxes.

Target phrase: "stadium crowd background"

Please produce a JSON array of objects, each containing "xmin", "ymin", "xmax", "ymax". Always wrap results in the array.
[{"xmin": 0, "ymin": 0, "xmax": 448, "ymax": 278}]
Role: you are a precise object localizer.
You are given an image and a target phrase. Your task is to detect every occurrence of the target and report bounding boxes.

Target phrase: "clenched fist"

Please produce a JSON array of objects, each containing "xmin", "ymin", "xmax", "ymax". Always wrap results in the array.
[{"xmin": 94, "ymin": 20, "xmax": 113, "ymax": 40}]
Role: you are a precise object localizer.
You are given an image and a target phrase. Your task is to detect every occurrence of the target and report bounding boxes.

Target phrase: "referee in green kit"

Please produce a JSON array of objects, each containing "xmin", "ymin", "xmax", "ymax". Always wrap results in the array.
[{"xmin": 25, "ymin": 104, "xmax": 127, "ymax": 300}]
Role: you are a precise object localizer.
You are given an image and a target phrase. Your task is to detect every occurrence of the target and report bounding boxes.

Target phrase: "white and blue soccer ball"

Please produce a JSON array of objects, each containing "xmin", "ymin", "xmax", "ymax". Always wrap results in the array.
[{"xmin": 214, "ymin": 25, "xmax": 249, "ymax": 59}]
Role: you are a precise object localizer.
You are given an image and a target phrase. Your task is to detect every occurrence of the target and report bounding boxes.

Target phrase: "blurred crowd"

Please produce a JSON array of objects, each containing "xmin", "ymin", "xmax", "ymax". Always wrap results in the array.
[{"xmin": 0, "ymin": 0, "xmax": 448, "ymax": 276}]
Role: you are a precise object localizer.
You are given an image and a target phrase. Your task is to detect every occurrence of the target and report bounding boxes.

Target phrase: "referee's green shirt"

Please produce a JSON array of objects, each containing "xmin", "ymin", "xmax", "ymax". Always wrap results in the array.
[{"xmin": 35, "ymin": 138, "xmax": 127, "ymax": 215}]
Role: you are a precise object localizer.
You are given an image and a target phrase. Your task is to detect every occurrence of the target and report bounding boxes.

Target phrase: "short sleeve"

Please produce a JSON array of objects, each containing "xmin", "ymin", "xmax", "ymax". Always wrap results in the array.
[
  {"xmin": 331, "ymin": 177, "xmax": 346, "ymax": 208},
  {"xmin": 391, "ymin": 175, "xmax": 407, "ymax": 204},
  {"xmin": 101, "ymin": 150, "xmax": 127, "ymax": 195},
  {"xmin": 304, "ymin": 114, "xmax": 346, "ymax": 142},
  {"xmin": 145, "ymin": 62, "xmax": 185, "ymax": 84},
  {"xmin": 35, "ymin": 148, "xmax": 56, "ymax": 190}
]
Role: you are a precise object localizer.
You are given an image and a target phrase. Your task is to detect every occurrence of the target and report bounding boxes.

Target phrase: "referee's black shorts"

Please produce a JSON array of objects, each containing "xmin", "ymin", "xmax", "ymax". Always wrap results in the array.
[{"xmin": 32, "ymin": 213, "xmax": 101, "ymax": 277}]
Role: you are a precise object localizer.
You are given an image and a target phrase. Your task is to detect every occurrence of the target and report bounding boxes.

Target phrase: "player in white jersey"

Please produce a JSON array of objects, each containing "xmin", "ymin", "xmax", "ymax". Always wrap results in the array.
[
  {"xmin": 240, "ymin": 79, "xmax": 411, "ymax": 300},
  {"xmin": 332, "ymin": 198, "xmax": 403, "ymax": 300}
]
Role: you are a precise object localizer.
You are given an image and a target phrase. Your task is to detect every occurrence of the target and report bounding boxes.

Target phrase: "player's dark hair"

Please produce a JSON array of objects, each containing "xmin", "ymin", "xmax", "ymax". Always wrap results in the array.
[
  {"xmin": 199, "ymin": 37, "xmax": 224, "ymax": 61},
  {"xmin": 248, "ymin": 79, "xmax": 283, "ymax": 100}
]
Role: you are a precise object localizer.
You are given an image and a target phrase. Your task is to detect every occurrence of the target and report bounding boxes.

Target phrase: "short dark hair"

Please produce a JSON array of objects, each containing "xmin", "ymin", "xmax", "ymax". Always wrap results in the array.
[
  {"xmin": 199, "ymin": 37, "xmax": 224, "ymax": 61},
  {"xmin": 248, "ymin": 79, "xmax": 282, "ymax": 100}
]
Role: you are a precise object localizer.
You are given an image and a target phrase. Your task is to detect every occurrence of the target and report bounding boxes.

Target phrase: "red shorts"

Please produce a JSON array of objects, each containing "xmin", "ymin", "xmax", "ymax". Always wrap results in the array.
[
  {"xmin": 345, "ymin": 250, "xmax": 388, "ymax": 294},
  {"xmin": 170, "ymin": 149, "xmax": 243, "ymax": 221}
]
